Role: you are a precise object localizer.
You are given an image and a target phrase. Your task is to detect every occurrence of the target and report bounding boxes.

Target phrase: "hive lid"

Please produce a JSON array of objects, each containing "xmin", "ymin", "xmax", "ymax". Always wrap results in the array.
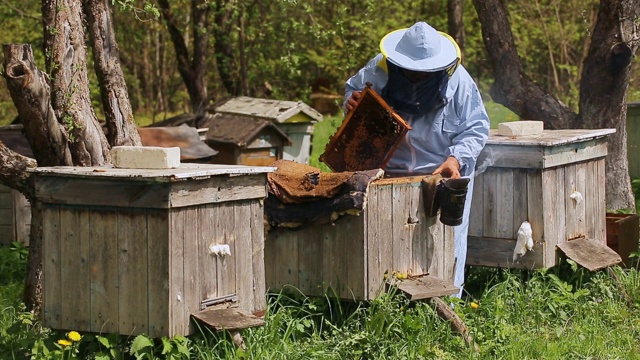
[
  {"xmin": 320, "ymin": 86, "xmax": 411, "ymax": 172},
  {"xmin": 557, "ymin": 236, "xmax": 622, "ymax": 271}
]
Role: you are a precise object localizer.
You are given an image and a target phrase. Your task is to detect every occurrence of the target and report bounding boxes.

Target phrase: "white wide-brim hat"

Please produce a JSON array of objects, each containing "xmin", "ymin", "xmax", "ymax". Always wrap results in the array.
[{"xmin": 380, "ymin": 22, "xmax": 459, "ymax": 72}]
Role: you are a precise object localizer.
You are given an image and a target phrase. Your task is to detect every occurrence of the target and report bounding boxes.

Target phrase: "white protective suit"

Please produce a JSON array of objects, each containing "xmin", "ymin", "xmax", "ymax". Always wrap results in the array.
[{"xmin": 344, "ymin": 53, "xmax": 490, "ymax": 296}]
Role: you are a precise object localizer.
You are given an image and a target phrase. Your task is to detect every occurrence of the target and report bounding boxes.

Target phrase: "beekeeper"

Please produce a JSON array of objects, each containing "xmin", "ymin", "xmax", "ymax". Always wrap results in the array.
[{"xmin": 344, "ymin": 21, "xmax": 490, "ymax": 297}]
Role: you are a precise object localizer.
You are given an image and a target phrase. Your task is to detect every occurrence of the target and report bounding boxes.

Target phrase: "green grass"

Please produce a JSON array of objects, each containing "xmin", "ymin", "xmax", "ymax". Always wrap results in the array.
[{"xmin": 2, "ymin": 242, "xmax": 640, "ymax": 359}]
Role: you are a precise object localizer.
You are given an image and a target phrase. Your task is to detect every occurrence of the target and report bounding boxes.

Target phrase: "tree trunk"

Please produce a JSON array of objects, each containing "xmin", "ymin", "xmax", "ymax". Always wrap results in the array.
[
  {"xmin": 213, "ymin": 0, "xmax": 239, "ymax": 96},
  {"xmin": 447, "ymin": 0, "xmax": 465, "ymax": 58},
  {"xmin": 2, "ymin": 44, "xmax": 51, "ymax": 313},
  {"xmin": 84, "ymin": 0, "xmax": 142, "ymax": 147},
  {"xmin": 576, "ymin": 0, "xmax": 639, "ymax": 211},
  {"xmin": 3, "ymin": 44, "xmax": 72, "ymax": 166},
  {"xmin": 472, "ymin": 0, "xmax": 578, "ymax": 130},
  {"xmin": 472, "ymin": 0, "xmax": 638, "ymax": 211},
  {"xmin": 158, "ymin": 0, "xmax": 209, "ymax": 113},
  {"xmin": 42, "ymin": 0, "xmax": 111, "ymax": 166}
]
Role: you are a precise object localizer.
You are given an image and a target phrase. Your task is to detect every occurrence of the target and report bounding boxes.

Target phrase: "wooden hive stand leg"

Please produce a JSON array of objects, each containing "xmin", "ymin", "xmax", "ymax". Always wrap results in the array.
[{"xmin": 429, "ymin": 297, "xmax": 479, "ymax": 352}]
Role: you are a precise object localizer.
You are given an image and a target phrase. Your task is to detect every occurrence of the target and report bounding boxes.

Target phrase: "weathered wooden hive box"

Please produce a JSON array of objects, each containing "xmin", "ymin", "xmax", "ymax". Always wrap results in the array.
[
  {"xmin": 467, "ymin": 129, "xmax": 615, "ymax": 269},
  {"xmin": 265, "ymin": 176, "xmax": 457, "ymax": 301},
  {"xmin": 32, "ymin": 164, "xmax": 273, "ymax": 338}
]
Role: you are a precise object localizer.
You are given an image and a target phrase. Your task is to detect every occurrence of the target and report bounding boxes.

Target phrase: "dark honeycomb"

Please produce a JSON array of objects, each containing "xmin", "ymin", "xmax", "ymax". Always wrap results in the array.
[{"xmin": 320, "ymin": 87, "xmax": 411, "ymax": 172}]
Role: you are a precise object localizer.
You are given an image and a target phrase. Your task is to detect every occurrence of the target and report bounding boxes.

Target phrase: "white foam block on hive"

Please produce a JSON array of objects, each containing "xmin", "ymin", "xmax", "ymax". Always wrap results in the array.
[
  {"xmin": 111, "ymin": 146, "xmax": 180, "ymax": 169},
  {"xmin": 498, "ymin": 121, "xmax": 544, "ymax": 136}
]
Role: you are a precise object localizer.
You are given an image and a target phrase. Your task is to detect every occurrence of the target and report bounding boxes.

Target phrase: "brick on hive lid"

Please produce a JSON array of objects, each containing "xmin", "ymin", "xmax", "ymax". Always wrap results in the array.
[
  {"xmin": 497, "ymin": 121, "xmax": 544, "ymax": 136},
  {"xmin": 111, "ymin": 145, "xmax": 181, "ymax": 169}
]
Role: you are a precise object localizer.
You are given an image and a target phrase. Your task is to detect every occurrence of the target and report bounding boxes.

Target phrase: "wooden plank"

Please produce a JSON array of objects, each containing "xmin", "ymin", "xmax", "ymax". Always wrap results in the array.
[
  {"xmin": 168, "ymin": 208, "xmax": 185, "ymax": 337},
  {"xmin": 42, "ymin": 205, "xmax": 61, "ymax": 329},
  {"xmin": 496, "ymin": 169, "xmax": 514, "ymax": 239},
  {"xmin": 485, "ymin": 128, "xmax": 615, "ymax": 146},
  {"xmin": 264, "ymin": 227, "xmax": 279, "ymax": 292},
  {"xmin": 585, "ymin": 161, "xmax": 598, "ymax": 241},
  {"xmin": 468, "ymin": 172, "xmax": 484, "ymax": 237},
  {"xmin": 482, "ymin": 169, "xmax": 498, "ymax": 239},
  {"xmin": 215, "ymin": 203, "xmax": 237, "ymax": 298},
  {"xmin": 541, "ymin": 169, "xmax": 559, "ymax": 268},
  {"xmin": 557, "ymin": 237, "xmax": 621, "ymax": 271},
  {"xmin": 392, "ymin": 183, "xmax": 412, "ymax": 274},
  {"xmin": 410, "ymin": 179, "xmax": 428, "ymax": 276},
  {"xmin": 250, "ymin": 200, "xmax": 266, "ymax": 312},
  {"xmin": 477, "ymin": 135, "xmax": 609, "ymax": 169},
  {"xmin": 396, "ymin": 276, "xmax": 459, "ymax": 300},
  {"xmin": 526, "ymin": 169, "xmax": 544, "ymax": 266},
  {"xmin": 12, "ymin": 190, "xmax": 31, "ymax": 245},
  {"xmin": 542, "ymin": 140, "xmax": 608, "ymax": 168},
  {"xmin": 31, "ymin": 163, "xmax": 275, "ymax": 180},
  {"xmin": 512, "ymin": 169, "xmax": 528, "ymax": 235},
  {"xmin": 426, "ymin": 216, "xmax": 445, "ymax": 280},
  {"xmin": 197, "ymin": 204, "xmax": 217, "ymax": 307},
  {"xmin": 595, "ymin": 159, "xmax": 607, "ymax": 243},
  {"xmin": 477, "ymin": 144, "xmax": 545, "ymax": 169},
  {"xmin": 564, "ymin": 163, "xmax": 578, "ymax": 240},
  {"xmin": 0, "ymin": 189, "xmax": 11, "ymax": 208},
  {"xmin": 182, "ymin": 206, "xmax": 199, "ymax": 334},
  {"xmin": 191, "ymin": 308, "xmax": 264, "ymax": 332},
  {"xmin": 60, "ymin": 207, "xmax": 91, "ymax": 331},
  {"xmin": 169, "ymin": 174, "xmax": 268, "ymax": 207},
  {"xmin": 366, "ymin": 182, "xmax": 381, "ymax": 299},
  {"xmin": 296, "ymin": 225, "xmax": 324, "ymax": 298},
  {"xmin": 89, "ymin": 209, "xmax": 119, "ymax": 334},
  {"xmin": 376, "ymin": 183, "xmax": 393, "ymax": 294},
  {"xmin": 117, "ymin": 208, "xmax": 149, "ymax": 335},
  {"xmin": 0, "ymin": 209, "xmax": 12, "ymax": 226},
  {"xmin": 344, "ymin": 215, "xmax": 365, "ymax": 300},
  {"xmin": 34, "ymin": 174, "xmax": 267, "ymax": 209},
  {"xmin": 467, "ymin": 236, "xmax": 544, "ymax": 269},
  {"xmin": 147, "ymin": 209, "xmax": 170, "ymax": 338},
  {"xmin": 234, "ymin": 201, "xmax": 254, "ymax": 312},
  {"xmin": 36, "ymin": 177, "xmax": 170, "ymax": 208},
  {"xmin": 0, "ymin": 225, "xmax": 12, "ymax": 245},
  {"xmin": 323, "ymin": 218, "xmax": 348, "ymax": 297}
]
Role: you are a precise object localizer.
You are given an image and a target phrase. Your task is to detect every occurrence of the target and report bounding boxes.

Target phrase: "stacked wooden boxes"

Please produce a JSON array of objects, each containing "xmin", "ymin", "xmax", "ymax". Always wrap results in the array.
[
  {"xmin": 266, "ymin": 176, "xmax": 457, "ymax": 301},
  {"xmin": 33, "ymin": 164, "xmax": 273, "ymax": 337},
  {"xmin": 467, "ymin": 129, "xmax": 615, "ymax": 269}
]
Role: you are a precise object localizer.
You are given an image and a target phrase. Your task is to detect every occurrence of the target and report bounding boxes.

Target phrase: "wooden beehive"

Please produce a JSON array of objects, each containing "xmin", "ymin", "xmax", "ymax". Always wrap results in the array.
[
  {"xmin": 265, "ymin": 176, "xmax": 458, "ymax": 301},
  {"xmin": 32, "ymin": 164, "xmax": 273, "ymax": 337},
  {"xmin": 320, "ymin": 87, "xmax": 411, "ymax": 172},
  {"xmin": 0, "ymin": 184, "xmax": 30, "ymax": 245},
  {"xmin": 467, "ymin": 129, "xmax": 616, "ymax": 269}
]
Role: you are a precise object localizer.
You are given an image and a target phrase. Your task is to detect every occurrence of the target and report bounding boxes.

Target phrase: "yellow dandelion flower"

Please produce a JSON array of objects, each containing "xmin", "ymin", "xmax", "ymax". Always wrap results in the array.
[
  {"xmin": 68, "ymin": 331, "xmax": 81, "ymax": 342},
  {"xmin": 58, "ymin": 339, "xmax": 72, "ymax": 347},
  {"xmin": 470, "ymin": 302, "xmax": 479, "ymax": 309}
]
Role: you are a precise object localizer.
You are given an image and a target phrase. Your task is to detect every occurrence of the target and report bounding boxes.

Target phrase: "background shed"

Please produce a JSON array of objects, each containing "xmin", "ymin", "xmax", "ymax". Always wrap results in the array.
[
  {"xmin": 214, "ymin": 97, "xmax": 322, "ymax": 164},
  {"xmin": 204, "ymin": 113, "xmax": 291, "ymax": 166}
]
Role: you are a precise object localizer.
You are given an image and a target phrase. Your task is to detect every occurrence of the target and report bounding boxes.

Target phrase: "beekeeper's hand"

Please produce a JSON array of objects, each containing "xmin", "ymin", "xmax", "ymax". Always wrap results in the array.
[
  {"xmin": 345, "ymin": 91, "xmax": 362, "ymax": 113},
  {"xmin": 433, "ymin": 156, "xmax": 461, "ymax": 179}
]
